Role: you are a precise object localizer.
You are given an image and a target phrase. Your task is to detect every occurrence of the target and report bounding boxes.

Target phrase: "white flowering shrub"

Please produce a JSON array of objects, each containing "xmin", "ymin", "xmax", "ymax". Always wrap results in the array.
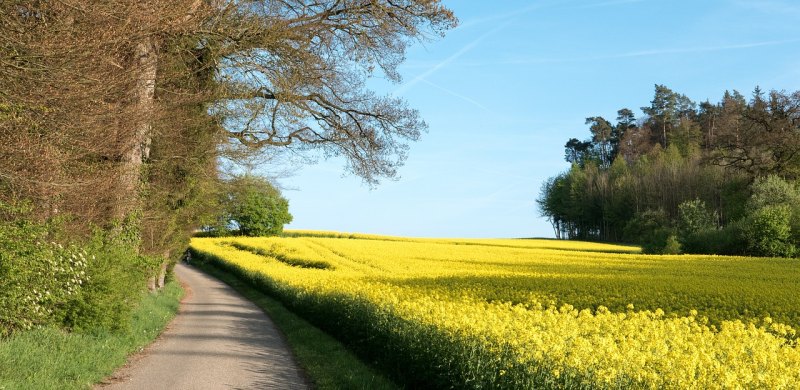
[
  {"xmin": 0, "ymin": 218, "xmax": 90, "ymax": 334},
  {"xmin": 1, "ymin": 203, "xmax": 146, "ymax": 335}
]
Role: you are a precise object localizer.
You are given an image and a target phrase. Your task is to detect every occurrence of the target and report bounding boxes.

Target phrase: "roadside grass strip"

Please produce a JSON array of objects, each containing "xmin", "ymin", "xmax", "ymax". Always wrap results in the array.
[{"xmin": 0, "ymin": 282, "xmax": 183, "ymax": 390}]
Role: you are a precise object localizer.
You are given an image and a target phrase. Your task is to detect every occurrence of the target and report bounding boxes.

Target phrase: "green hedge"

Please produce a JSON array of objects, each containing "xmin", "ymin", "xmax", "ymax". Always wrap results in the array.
[{"xmin": 0, "ymin": 203, "xmax": 149, "ymax": 336}]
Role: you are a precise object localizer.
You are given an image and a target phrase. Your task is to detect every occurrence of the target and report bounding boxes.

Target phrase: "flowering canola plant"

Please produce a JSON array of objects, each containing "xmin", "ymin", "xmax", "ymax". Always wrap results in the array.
[{"xmin": 191, "ymin": 232, "xmax": 800, "ymax": 389}]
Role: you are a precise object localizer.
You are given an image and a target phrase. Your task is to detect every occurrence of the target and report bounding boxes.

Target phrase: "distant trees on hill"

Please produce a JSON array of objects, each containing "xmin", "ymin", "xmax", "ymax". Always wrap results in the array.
[{"xmin": 538, "ymin": 85, "xmax": 800, "ymax": 257}]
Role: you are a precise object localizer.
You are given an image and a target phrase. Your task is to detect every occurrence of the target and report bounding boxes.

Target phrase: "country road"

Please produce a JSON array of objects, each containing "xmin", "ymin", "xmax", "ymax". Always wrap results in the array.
[{"xmin": 99, "ymin": 263, "xmax": 309, "ymax": 390}]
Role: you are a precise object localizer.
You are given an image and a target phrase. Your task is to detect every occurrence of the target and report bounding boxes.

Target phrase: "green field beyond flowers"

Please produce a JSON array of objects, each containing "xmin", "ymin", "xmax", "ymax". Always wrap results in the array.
[{"xmin": 190, "ymin": 231, "xmax": 800, "ymax": 389}]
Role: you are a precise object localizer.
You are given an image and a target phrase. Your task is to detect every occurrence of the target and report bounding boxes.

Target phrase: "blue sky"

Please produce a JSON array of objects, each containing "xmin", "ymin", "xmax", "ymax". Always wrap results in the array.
[{"xmin": 274, "ymin": 0, "xmax": 800, "ymax": 238}]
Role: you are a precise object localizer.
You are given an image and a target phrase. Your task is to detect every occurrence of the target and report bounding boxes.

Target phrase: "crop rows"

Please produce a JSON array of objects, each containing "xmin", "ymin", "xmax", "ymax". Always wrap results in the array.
[{"xmin": 190, "ymin": 233, "xmax": 800, "ymax": 389}]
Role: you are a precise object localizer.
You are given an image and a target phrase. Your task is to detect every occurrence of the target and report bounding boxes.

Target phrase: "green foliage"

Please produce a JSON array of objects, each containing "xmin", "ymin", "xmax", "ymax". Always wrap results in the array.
[
  {"xmin": 542, "ymin": 85, "xmax": 800, "ymax": 257},
  {"xmin": 0, "ymin": 281, "xmax": 182, "ymax": 390},
  {"xmin": 737, "ymin": 176, "xmax": 800, "ymax": 258},
  {"xmin": 0, "ymin": 201, "xmax": 148, "ymax": 336},
  {"xmin": 0, "ymin": 218, "xmax": 87, "ymax": 335},
  {"xmin": 662, "ymin": 235, "xmax": 682, "ymax": 255},
  {"xmin": 747, "ymin": 175, "xmax": 800, "ymax": 212},
  {"xmin": 678, "ymin": 199, "xmax": 716, "ymax": 236},
  {"xmin": 62, "ymin": 231, "xmax": 149, "ymax": 332},
  {"xmin": 677, "ymin": 199, "xmax": 717, "ymax": 251},
  {"xmin": 680, "ymin": 221, "xmax": 747, "ymax": 255},
  {"xmin": 743, "ymin": 205, "xmax": 796, "ymax": 258},
  {"xmin": 212, "ymin": 175, "xmax": 293, "ymax": 237},
  {"xmin": 623, "ymin": 210, "xmax": 674, "ymax": 254}
]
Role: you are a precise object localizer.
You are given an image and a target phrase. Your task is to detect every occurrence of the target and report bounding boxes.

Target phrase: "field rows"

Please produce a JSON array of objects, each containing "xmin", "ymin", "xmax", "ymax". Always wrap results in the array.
[{"xmin": 190, "ymin": 233, "xmax": 800, "ymax": 388}]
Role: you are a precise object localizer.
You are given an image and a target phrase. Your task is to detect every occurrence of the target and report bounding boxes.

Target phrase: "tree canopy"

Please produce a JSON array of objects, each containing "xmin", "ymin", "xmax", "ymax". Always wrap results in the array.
[
  {"xmin": 0, "ymin": 0, "xmax": 456, "ymax": 333},
  {"xmin": 217, "ymin": 175, "xmax": 293, "ymax": 237},
  {"xmin": 539, "ymin": 85, "xmax": 800, "ymax": 257}
]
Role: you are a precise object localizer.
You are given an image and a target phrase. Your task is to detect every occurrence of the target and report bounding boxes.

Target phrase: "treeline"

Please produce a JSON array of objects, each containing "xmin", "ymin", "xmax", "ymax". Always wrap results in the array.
[
  {"xmin": 0, "ymin": 1, "xmax": 455, "ymax": 336},
  {"xmin": 538, "ymin": 85, "xmax": 800, "ymax": 257}
]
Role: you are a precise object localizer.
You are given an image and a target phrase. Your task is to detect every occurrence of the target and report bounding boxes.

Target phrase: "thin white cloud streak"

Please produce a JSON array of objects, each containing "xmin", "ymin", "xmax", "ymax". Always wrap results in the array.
[
  {"xmin": 734, "ymin": 0, "xmax": 800, "ymax": 16},
  {"xmin": 401, "ymin": 38, "xmax": 800, "ymax": 69},
  {"xmin": 393, "ymin": 19, "xmax": 512, "ymax": 95},
  {"xmin": 420, "ymin": 79, "xmax": 489, "ymax": 111},
  {"xmin": 448, "ymin": 178, "xmax": 534, "ymax": 216},
  {"xmin": 597, "ymin": 39, "xmax": 800, "ymax": 60},
  {"xmin": 570, "ymin": 0, "xmax": 646, "ymax": 9},
  {"xmin": 457, "ymin": 2, "xmax": 553, "ymax": 29},
  {"xmin": 393, "ymin": 0, "xmax": 649, "ymax": 94},
  {"xmin": 459, "ymin": 0, "xmax": 645, "ymax": 29}
]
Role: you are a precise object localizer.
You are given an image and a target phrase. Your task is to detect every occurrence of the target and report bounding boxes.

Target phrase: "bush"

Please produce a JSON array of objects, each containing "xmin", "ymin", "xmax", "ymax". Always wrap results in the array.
[
  {"xmin": 747, "ymin": 175, "xmax": 800, "ymax": 211},
  {"xmin": 742, "ymin": 205, "xmax": 796, "ymax": 258},
  {"xmin": 662, "ymin": 235, "xmax": 682, "ymax": 255},
  {"xmin": 623, "ymin": 210, "xmax": 675, "ymax": 254},
  {"xmin": 62, "ymin": 230, "xmax": 148, "ymax": 332},
  {"xmin": 0, "ymin": 205, "xmax": 82, "ymax": 335},
  {"xmin": 0, "ymin": 202, "xmax": 147, "ymax": 335},
  {"xmin": 677, "ymin": 199, "xmax": 716, "ymax": 244},
  {"xmin": 680, "ymin": 221, "xmax": 747, "ymax": 255}
]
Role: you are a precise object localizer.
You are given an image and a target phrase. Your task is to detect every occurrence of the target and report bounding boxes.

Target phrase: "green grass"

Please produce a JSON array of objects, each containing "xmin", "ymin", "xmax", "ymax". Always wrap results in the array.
[
  {"xmin": 195, "ymin": 262, "xmax": 399, "ymax": 390},
  {"xmin": 0, "ymin": 281, "xmax": 183, "ymax": 390}
]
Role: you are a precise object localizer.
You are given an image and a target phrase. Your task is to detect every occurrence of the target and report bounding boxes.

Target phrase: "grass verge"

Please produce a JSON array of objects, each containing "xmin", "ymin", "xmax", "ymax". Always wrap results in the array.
[
  {"xmin": 195, "ymin": 262, "xmax": 399, "ymax": 390},
  {"xmin": 0, "ymin": 281, "xmax": 183, "ymax": 390}
]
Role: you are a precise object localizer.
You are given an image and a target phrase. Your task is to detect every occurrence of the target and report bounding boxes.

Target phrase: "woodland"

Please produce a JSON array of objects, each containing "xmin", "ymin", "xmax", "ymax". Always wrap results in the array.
[{"xmin": 538, "ymin": 84, "xmax": 800, "ymax": 256}]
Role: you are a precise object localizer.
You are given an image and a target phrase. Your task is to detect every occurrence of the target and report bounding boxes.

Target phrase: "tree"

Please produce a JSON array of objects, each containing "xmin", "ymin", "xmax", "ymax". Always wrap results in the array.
[
  {"xmin": 208, "ymin": 1, "xmax": 457, "ymax": 185},
  {"xmin": 2, "ymin": 1, "xmax": 456, "ymax": 289},
  {"xmin": 642, "ymin": 84, "xmax": 678, "ymax": 148},
  {"xmin": 709, "ymin": 89, "xmax": 800, "ymax": 179},
  {"xmin": 612, "ymin": 108, "xmax": 636, "ymax": 161},
  {"xmin": 564, "ymin": 138, "xmax": 594, "ymax": 167},
  {"xmin": 586, "ymin": 116, "xmax": 614, "ymax": 168},
  {"xmin": 537, "ymin": 175, "xmax": 567, "ymax": 239},
  {"xmin": 623, "ymin": 209, "xmax": 674, "ymax": 254},
  {"xmin": 224, "ymin": 175, "xmax": 293, "ymax": 237},
  {"xmin": 743, "ymin": 205, "xmax": 795, "ymax": 258},
  {"xmin": 642, "ymin": 85, "xmax": 695, "ymax": 149}
]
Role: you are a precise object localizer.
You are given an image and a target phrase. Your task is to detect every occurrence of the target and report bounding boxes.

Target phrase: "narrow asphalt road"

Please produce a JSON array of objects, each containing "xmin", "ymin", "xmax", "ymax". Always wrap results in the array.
[{"xmin": 100, "ymin": 263, "xmax": 310, "ymax": 390}]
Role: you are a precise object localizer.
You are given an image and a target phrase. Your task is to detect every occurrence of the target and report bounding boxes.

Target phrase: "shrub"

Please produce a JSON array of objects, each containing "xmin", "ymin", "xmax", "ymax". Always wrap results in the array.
[
  {"xmin": 742, "ymin": 205, "xmax": 795, "ymax": 258},
  {"xmin": 680, "ymin": 221, "xmax": 747, "ymax": 255},
  {"xmin": 747, "ymin": 175, "xmax": 800, "ymax": 211},
  {"xmin": 62, "ymin": 230, "xmax": 148, "ymax": 332},
  {"xmin": 677, "ymin": 199, "xmax": 716, "ymax": 244},
  {"xmin": 0, "ymin": 205, "xmax": 85, "ymax": 335},
  {"xmin": 0, "ymin": 202, "xmax": 147, "ymax": 335},
  {"xmin": 623, "ymin": 210, "xmax": 675, "ymax": 254},
  {"xmin": 662, "ymin": 235, "xmax": 682, "ymax": 255}
]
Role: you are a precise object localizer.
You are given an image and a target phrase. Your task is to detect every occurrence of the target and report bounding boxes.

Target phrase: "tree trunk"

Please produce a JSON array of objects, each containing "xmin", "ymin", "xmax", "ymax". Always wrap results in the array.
[
  {"xmin": 114, "ymin": 37, "xmax": 157, "ymax": 222},
  {"xmin": 157, "ymin": 251, "xmax": 170, "ymax": 289}
]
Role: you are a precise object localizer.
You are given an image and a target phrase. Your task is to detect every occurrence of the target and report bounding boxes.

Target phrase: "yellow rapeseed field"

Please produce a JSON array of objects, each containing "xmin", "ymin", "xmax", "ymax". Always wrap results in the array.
[{"xmin": 190, "ymin": 231, "xmax": 800, "ymax": 389}]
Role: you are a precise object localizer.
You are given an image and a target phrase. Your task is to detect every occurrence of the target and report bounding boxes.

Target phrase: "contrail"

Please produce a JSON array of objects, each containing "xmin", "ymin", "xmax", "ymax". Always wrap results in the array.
[
  {"xmin": 420, "ymin": 79, "xmax": 489, "ymax": 111},
  {"xmin": 605, "ymin": 39, "xmax": 800, "ymax": 58},
  {"xmin": 393, "ymin": 0, "xmax": 650, "ymax": 94},
  {"xmin": 393, "ymin": 19, "xmax": 512, "ymax": 95},
  {"xmin": 392, "ymin": 0, "xmax": 552, "ymax": 96},
  {"xmin": 571, "ymin": 0, "xmax": 647, "ymax": 9},
  {"xmin": 442, "ymin": 38, "xmax": 800, "ymax": 67}
]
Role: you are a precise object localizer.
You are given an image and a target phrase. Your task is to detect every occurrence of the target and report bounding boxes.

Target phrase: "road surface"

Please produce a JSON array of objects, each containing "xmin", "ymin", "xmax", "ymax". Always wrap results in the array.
[{"xmin": 100, "ymin": 263, "xmax": 309, "ymax": 389}]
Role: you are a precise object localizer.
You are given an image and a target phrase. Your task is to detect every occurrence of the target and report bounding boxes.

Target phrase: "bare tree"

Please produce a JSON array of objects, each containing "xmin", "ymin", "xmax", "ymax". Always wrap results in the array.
[{"xmin": 206, "ymin": 0, "xmax": 457, "ymax": 184}]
